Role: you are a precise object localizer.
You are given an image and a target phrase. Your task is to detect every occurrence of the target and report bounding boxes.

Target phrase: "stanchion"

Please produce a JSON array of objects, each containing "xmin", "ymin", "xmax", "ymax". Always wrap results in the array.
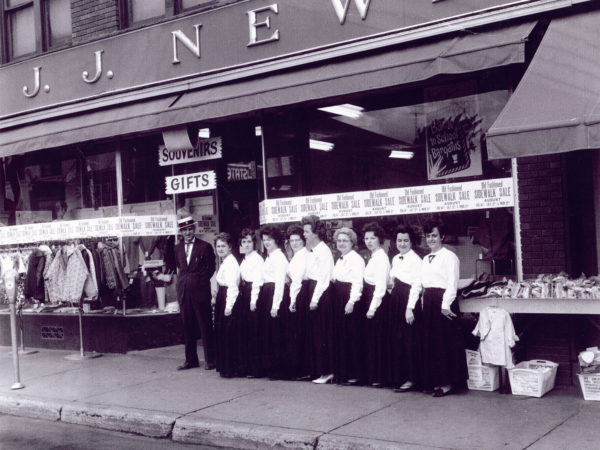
[
  {"xmin": 16, "ymin": 304, "xmax": 37, "ymax": 355},
  {"xmin": 5, "ymin": 268, "xmax": 25, "ymax": 390},
  {"xmin": 64, "ymin": 302, "xmax": 102, "ymax": 361}
]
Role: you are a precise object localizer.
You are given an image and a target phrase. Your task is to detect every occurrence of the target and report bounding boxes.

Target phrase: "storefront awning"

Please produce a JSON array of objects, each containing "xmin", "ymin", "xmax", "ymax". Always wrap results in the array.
[
  {"xmin": 0, "ymin": 21, "xmax": 536, "ymax": 156},
  {"xmin": 487, "ymin": 11, "xmax": 600, "ymax": 159}
]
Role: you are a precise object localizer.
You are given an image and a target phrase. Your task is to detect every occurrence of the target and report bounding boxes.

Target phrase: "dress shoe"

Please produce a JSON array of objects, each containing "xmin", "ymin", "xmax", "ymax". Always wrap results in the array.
[
  {"xmin": 177, "ymin": 361, "xmax": 199, "ymax": 370},
  {"xmin": 294, "ymin": 374, "xmax": 312, "ymax": 381},
  {"xmin": 394, "ymin": 381, "xmax": 415, "ymax": 393},
  {"xmin": 312, "ymin": 374, "xmax": 334, "ymax": 384},
  {"xmin": 204, "ymin": 362, "xmax": 216, "ymax": 370},
  {"xmin": 342, "ymin": 378, "xmax": 360, "ymax": 386},
  {"xmin": 432, "ymin": 385, "xmax": 453, "ymax": 397}
]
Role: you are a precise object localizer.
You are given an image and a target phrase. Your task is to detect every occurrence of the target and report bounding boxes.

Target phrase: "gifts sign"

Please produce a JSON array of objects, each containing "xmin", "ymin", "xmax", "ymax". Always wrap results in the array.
[{"xmin": 424, "ymin": 82, "xmax": 483, "ymax": 180}]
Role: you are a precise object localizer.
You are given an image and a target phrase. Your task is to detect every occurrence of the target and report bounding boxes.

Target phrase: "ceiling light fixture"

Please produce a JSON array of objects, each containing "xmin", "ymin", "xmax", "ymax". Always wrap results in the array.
[
  {"xmin": 318, "ymin": 103, "xmax": 364, "ymax": 119},
  {"xmin": 198, "ymin": 128, "xmax": 210, "ymax": 139},
  {"xmin": 389, "ymin": 150, "xmax": 414, "ymax": 159},
  {"xmin": 309, "ymin": 139, "xmax": 334, "ymax": 151},
  {"xmin": 255, "ymin": 126, "xmax": 262, "ymax": 136}
]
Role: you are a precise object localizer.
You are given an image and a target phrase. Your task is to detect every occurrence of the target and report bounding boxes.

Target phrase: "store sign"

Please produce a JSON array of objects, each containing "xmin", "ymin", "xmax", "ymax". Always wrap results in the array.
[
  {"xmin": 259, "ymin": 177, "xmax": 514, "ymax": 224},
  {"xmin": 227, "ymin": 162, "xmax": 257, "ymax": 182},
  {"xmin": 165, "ymin": 170, "xmax": 216, "ymax": 195},
  {"xmin": 0, "ymin": 215, "xmax": 177, "ymax": 246},
  {"xmin": 158, "ymin": 137, "xmax": 223, "ymax": 166},
  {"xmin": 2, "ymin": 0, "xmax": 529, "ymax": 118}
]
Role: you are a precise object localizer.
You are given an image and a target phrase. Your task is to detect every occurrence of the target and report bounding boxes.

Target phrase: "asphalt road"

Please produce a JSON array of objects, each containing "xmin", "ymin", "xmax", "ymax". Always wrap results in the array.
[{"xmin": 0, "ymin": 413, "xmax": 214, "ymax": 450}]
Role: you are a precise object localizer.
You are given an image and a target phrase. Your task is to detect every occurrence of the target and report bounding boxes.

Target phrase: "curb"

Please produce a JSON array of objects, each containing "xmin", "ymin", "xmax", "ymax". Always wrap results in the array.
[
  {"xmin": 173, "ymin": 416, "xmax": 320, "ymax": 449},
  {"xmin": 316, "ymin": 434, "xmax": 418, "ymax": 450},
  {"xmin": 0, "ymin": 394, "xmax": 61, "ymax": 422},
  {"xmin": 61, "ymin": 403, "xmax": 179, "ymax": 438}
]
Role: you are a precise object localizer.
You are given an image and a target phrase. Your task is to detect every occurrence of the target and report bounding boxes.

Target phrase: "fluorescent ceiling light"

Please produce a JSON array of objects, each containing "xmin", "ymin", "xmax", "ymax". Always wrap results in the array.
[
  {"xmin": 318, "ymin": 103, "xmax": 364, "ymax": 119},
  {"xmin": 309, "ymin": 139, "xmax": 334, "ymax": 151},
  {"xmin": 198, "ymin": 128, "xmax": 210, "ymax": 138},
  {"xmin": 255, "ymin": 126, "xmax": 262, "ymax": 136},
  {"xmin": 389, "ymin": 150, "xmax": 414, "ymax": 159}
]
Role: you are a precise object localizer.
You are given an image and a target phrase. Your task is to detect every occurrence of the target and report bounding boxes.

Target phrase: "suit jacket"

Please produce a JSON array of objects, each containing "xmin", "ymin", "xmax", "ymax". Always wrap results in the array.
[{"xmin": 175, "ymin": 237, "xmax": 216, "ymax": 304}]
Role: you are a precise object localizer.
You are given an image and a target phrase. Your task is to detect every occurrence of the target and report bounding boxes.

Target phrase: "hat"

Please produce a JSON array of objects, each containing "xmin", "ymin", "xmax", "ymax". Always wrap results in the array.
[{"xmin": 178, "ymin": 216, "xmax": 195, "ymax": 230}]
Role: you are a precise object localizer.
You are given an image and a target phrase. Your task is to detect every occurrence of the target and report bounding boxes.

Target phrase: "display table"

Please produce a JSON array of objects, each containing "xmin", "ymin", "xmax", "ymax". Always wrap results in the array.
[
  {"xmin": 460, "ymin": 297, "xmax": 600, "ymax": 315},
  {"xmin": 0, "ymin": 310, "xmax": 182, "ymax": 353}
]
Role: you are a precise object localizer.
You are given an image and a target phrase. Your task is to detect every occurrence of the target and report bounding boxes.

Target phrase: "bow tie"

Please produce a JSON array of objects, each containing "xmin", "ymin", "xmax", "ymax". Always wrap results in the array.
[
  {"xmin": 428, "ymin": 254, "xmax": 436, "ymax": 263},
  {"xmin": 398, "ymin": 255, "xmax": 404, "ymax": 260}
]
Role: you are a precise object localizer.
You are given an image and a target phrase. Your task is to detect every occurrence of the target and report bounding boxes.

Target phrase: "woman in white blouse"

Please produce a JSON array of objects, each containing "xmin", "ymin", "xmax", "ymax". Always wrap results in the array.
[
  {"xmin": 361, "ymin": 222, "xmax": 391, "ymax": 387},
  {"xmin": 301, "ymin": 215, "xmax": 334, "ymax": 384},
  {"xmin": 389, "ymin": 224, "xmax": 422, "ymax": 393},
  {"xmin": 214, "ymin": 232, "xmax": 241, "ymax": 378},
  {"xmin": 286, "ymin": 225, "xmax": 311, "ymax": 379},
  {"xmin": 238, "ymin": 228, "xmax": 264, "ymax": 377},
  {"xmin": 420, "ymin": 218, "xmax": 466, "ymax": 397},
  {"xmin": 331, "ymin": 227, "xmax": 365, "ymax": 385},
  {"xmin": 258, "ymin": 225, "xmax": 290, "ymax": 378}
]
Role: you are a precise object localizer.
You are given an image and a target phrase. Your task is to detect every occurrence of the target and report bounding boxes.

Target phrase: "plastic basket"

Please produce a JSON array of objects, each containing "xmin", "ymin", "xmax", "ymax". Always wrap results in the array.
[
  {"xmin": 577, "ymin": 372, "xmax": 600, "ymax": 401},
  {"xmin": 508, "ymin": 360, "xmax": 558, "ymax": 397}
]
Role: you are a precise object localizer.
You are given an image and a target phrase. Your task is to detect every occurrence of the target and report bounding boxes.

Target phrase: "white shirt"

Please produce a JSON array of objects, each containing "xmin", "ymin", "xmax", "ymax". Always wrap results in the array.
[
  {"xmin": 332, "ymin": 250, "xmax": 365, "ymax": 304},
  {"xmin": 287, "ymin": 247, "xmax": 309, "ymax": 307},
  {"xmin": 215, "ymin": 254, "xmax": 240, "ymax": 314},
  {"xmin": 472, "ymin": 306, "xmax": 518, "ymax": 368},
  {"xmin": 306, "ymin": 241, "xmax": 334, "ymax": 307},
  {"xmin": 261, "ymin": 248, "xmax": 289, "ymax": 312},
  {"xmin": 240, "ymin": 251, "xmax": 264, "ymax": 308},
  {"xmin": 363, "ymin": 248, "xmax": 390, "ymax": 314},
  {"xmin": 420, "ymin": 246, "xmax": 460, "ymax": 309},
  {"xmin": 184, "ymin": 238, "xmax": 195, "ymax": 264},
  {"xmin": 390, "ymin": 249, "xmax": 422, "ymax": 310}
]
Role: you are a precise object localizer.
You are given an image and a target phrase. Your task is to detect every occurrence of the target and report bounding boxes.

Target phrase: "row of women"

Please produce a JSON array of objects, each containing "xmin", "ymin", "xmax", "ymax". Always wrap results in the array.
[{"xmin": 212, "ymin": 216, "xmax": 466, "ymax": 397}]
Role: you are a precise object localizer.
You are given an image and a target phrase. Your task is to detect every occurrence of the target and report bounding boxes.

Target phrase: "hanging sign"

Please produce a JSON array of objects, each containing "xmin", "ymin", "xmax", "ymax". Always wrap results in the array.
[
  {"xmin": 165, "ymin": 170, "xmax": 216, "ymax": 195},
  {"xmin": 227, "ymin": 161, "xmax": 257, "ymax": 182},
  {"xmin": 259, "ymin": 177, "xmax": 514, "ymax": 224},
  {"xmin": 0, "ymin": 215, "xmax": 178, "ymax": 245},
  {"xmin": 158, "ymin": 137, "xmax": 223, "ymax": 166}
]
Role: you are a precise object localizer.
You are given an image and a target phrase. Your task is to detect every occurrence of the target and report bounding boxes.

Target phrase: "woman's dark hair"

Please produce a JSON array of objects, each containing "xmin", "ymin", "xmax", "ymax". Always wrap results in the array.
[
  {"xmin": 394, "ymin": 224, "xmax": 419, "ymax": 248},
  {"xmin": 300, "ymin": 215, "xmax": 327, "ymax": 241},
  {"xmin": 286, "ymin": 225, "xmax": 306, "ymax": 244},
  {"xmin": 362, "ymin": 222, "xmax": 386, "ymax": 243},
  {"xmin": 423, "ymin": 218, "xmax": 446, "ymax": 238},
  {"xmin": 238, "ymin": 228, "xmax": 256, "ymax": 247},
  {"xmin": 260, "ymin": 225, "xmax": 284, "ymax": 249},
  {"xmin": 214, "ymin": 232, "xmax": 234, "ymax": 248}
]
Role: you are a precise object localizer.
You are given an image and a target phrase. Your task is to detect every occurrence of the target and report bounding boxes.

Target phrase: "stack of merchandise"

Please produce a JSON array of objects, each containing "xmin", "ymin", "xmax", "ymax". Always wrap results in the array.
[
  {"xmin": 465, "ymin": 349, "xmax": 499, "ymax": 391},
  {"xmin": 481, "ymin": 273, "xmax": 600, "ymax": 299},
  {"xmin": 577, "ymin": 347, "xmax": 600, "ymax": 401}
]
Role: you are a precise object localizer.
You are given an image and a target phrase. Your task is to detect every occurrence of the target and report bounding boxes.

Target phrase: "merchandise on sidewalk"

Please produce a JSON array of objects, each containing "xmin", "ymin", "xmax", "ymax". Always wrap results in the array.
[{"xmin": 507, "ymin": 359, "xmax": 558, "ymax": 397}]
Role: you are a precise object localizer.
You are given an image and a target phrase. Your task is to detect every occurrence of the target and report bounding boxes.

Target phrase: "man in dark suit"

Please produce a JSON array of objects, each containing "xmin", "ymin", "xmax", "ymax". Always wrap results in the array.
[{"xmin": 175, "ymin": 215, "xmax": 216, "ymax": 370}]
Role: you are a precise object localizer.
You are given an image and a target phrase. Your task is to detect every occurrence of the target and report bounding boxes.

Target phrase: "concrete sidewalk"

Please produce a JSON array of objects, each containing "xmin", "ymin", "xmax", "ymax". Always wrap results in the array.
[{"xmin": 0, "ymin": 345, "xmax": 599, "ymax": 450}]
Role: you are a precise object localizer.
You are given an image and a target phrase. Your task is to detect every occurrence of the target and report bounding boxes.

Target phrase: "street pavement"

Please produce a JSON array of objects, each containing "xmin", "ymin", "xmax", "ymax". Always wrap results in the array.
[{"xmin": 1, "ymin": 344, "xmax": 599, "ymax": 449}]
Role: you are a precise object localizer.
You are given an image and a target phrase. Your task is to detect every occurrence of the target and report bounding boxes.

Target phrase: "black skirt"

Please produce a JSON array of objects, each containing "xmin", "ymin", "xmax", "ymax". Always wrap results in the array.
[
  {"xmin": 307, "ymin": 279, "xmax": 333, "ymax": 377},
  {"xmin": 362, "ymin": 282, "xmax": 391, "ymax": 385},
  {"xmin": 289, "ymin": 279, "xmax": 311, "ymax": 377},
  {"xmin": 235, "ymin": 280, "xmax": 253, "ymax": 376},
  {"xmin": 389, "ymin": 279, "xmax": 422, "ymax": 387},
  {"xmin": 421, "ymin": 287, "xmax": 467, "ymax": 389},
  {"xmin": 257, "ymin": 282, "xmax": 291, "ymax": 377},
  {"xmin": 332, "ymin": 280, "xmax": 366, "ymax": 383},
  {"xmin": 214, "ymin": 284, "xmax": 237, "ymax": 378}
]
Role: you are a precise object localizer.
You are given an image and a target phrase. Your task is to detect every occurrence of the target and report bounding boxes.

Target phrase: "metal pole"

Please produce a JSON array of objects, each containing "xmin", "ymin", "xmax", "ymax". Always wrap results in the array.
[{"xmin": 5, "ymin": 269, "xmax": 24, "ymax": 390}]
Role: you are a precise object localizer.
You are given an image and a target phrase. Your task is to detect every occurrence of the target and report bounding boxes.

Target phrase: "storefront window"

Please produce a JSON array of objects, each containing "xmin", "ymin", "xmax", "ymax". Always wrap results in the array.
[{"xmin": 46, "ymin": 0, "xmax": 72, "ymax": 47}]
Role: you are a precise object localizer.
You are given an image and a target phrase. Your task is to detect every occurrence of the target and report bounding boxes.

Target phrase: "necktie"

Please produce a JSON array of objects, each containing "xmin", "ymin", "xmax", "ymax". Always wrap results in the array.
[{"xmin": 428, "ymin": 254, "xmax": 435, "ymax": 263}]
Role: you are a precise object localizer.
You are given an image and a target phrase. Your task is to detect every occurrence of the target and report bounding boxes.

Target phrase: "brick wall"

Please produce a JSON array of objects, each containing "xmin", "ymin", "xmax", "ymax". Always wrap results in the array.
[
  {"xmin": 517, "ymin": 154, "xmax": 569, "ymax": 278},
  {"xmin": 72, "ymin": 0, "xmax": 120, "ymax": 45}
]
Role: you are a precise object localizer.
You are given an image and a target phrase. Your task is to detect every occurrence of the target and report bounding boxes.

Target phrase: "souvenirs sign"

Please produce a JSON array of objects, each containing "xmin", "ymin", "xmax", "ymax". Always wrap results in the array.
[
  {"xmin": 165, "ymin": 170, "xmax": 216, "ymax": 195},
  {"xmin": 158, "ymin": 137, "xmax": 223, "ymax": 166},
  {"xmin": 0, "ymin": 215, "xmax": 177, "ymax": 246},
  {"xmin": 259, "ymin": 178, "xmax": 513, "ymax": 224}
]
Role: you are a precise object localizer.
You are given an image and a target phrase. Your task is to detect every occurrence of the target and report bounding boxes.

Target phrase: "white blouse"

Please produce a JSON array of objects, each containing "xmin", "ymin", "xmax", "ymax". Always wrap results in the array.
[
  {"xmin": 390, "ymin": 249, "xmax": 423, "ymax": 310},
  {"xmin": 305, "ymin": 241, "xmax": 334, "ymax": 307},
  {"xmin": 363, "ymin": 248, "xmax": 390, "ymax": 314},
  {"xmin": 261, "ymin": 248, "xmax": 289, "ymax": 312},
  {"xmin": 420, "ymin": 246, "xmax": 460, "ymax": 309},
  {"xmin": 240, "ymin": 250, "xmax": 264, "ymax": 308},
  {"xmin": 332, "ymin": 250, "xmax": 365, "ymax": 304},
  {"xmin": 287, "ymin": 246, "xmax": 309, "ymax": 308},
  {"xmin": 215, "ymin": 253, "xmax": 240, "ymax": 314}
]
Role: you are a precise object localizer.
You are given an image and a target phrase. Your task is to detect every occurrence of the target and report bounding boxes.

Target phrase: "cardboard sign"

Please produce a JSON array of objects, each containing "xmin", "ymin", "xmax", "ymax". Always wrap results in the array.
[
  {"xmin": 165, "ymin": 170, "xmax": 216, "ymax": 194},
  {"xmin": 158, "ymin": 137, "xmax": 222, "ymax": 166}
]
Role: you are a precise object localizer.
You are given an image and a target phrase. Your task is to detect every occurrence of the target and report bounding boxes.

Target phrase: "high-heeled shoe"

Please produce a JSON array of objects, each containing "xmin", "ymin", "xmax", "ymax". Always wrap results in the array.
[
  {"xmin": 394, "ymin": 381, "xmax": 414, "ymax": 393},
  {"xmin": 312, "ymin": 374, "xmax": 334, "ymax": 384}
]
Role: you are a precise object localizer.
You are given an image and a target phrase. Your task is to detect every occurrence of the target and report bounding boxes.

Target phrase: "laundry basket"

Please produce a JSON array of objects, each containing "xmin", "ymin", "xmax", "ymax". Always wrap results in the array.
[{"xmin": 508, "ymin": 360, "xmax": 558, "ymax": 397}]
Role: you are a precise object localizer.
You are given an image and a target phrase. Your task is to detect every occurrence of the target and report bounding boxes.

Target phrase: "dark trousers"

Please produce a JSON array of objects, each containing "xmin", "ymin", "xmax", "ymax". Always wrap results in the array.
[{"xmin": 181, "ymin": 295, "xmax": 215, "ymax": 366}]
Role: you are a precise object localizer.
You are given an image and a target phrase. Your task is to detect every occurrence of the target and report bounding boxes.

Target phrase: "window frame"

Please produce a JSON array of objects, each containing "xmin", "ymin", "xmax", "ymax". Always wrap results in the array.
[
  {"xmin": 1, "ymin": 0, "xmax": 71, "ymax": 64},
  {"xmin": 119, "ymin": 0, "xmax": 217, "ymax": 29}
]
